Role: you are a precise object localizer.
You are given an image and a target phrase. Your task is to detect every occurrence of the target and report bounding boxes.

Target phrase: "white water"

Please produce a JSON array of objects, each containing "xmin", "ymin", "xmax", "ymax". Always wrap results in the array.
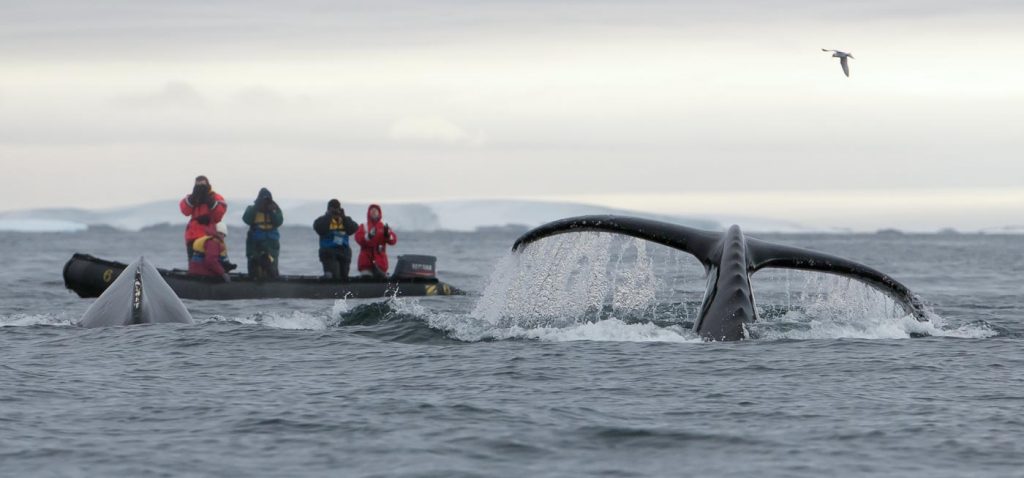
[
  {"xmin": 471, "ymin": 233, "xmax": 665, "ymax": 327},
  {"xmin": 416, "ymin": 233, "xmax": 998, "ymax": 343},
  {"xmin": 236, "ymin": 311, "xmax": 336, "ymax": 330}
]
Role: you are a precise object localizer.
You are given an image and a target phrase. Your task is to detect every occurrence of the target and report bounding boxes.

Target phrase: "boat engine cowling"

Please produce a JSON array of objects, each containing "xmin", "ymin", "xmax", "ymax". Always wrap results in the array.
[{"xmin": 392, "ymin": 255, "xmax": 437, "ymax": 279}]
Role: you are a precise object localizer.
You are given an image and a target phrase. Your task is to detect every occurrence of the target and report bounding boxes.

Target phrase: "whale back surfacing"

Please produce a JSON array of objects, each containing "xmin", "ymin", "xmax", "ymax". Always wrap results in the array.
[{"xmin": 79, "ymin": 257, "xmax": 193, "ymax": 328}]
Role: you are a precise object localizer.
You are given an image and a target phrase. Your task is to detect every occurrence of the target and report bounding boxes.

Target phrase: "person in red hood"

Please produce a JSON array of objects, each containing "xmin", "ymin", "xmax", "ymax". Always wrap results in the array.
[
  {"xmin": 179, "ymin": 175, "xmax": 227, "ymax": 262},
  {"xmin": 354, "ymin": 204, "xmax": 397, "ymax": 279}
]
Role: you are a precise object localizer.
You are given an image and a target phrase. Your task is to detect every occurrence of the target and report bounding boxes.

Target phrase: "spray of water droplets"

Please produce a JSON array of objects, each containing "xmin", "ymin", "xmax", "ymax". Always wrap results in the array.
[
  {"xmin": 428, "ymin": 233, "xmax": 994, "ymax": 342},
  {"xmin": 472, "ymin": 233, "xmax": 675, "ymax": 328}
]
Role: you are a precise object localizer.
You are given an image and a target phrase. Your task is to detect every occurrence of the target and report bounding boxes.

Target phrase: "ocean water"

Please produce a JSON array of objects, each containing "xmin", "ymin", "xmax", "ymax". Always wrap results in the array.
[{"xmin": 1, "ymin": 226, "xmax": 1022, "ymax": 477}]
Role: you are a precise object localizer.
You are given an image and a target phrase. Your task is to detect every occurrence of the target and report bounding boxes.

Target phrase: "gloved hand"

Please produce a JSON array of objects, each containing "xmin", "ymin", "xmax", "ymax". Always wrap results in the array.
[
  {"xmin": 221, "ymin": 273, "xmax": 231, "ymax": 283},
  {"xmin": 192, "ymin": 184, "xmax": 210, "ymax": 202},
  {"xmin": 196, "ymin": 215, "xmax": 211, "ymax": 225},
  {"xmin": 383, "ymin": 224, "xmax": 390, "ymax": 237}
]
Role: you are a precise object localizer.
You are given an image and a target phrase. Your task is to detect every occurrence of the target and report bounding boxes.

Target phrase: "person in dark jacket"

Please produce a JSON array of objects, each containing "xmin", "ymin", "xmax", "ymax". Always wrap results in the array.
[
  {"xmin": 179, "ymin": 175, "xmax": 227, "ymax": 262},
  {"xmin": 242, "ymin": 188, "xmax": 283, "ymax": 280},
  {"xmin": 313, "ymin": 199, "xmax": 359, "ymax": 280},
  {"xmin": 355, "ymin": 204, "xmax": 397, "ymax": 279}
]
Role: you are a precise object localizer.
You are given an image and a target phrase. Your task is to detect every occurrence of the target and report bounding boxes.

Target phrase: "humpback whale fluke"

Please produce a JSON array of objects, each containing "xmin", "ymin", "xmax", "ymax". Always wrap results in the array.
[
  {"xmin": 821, "ymin": 49, "xmax": 855, "ymax": 77},
  {"xmin": 78, "ymin": 257, "xmax": 193, "ymax": 328},
  {"xmin": 512, "ymin": 216, "xmax": 927, "ymax": 341}
]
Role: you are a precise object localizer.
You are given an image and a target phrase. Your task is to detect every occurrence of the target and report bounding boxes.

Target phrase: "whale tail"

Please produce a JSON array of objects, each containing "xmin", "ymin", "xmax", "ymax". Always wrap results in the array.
[
  {"xmin": 512, "ymin": 216, "xmax": 927, "ymax": 341},
  {"xmin": 78, "ymin": 257, "xmax": 193, "ymax": 328}
]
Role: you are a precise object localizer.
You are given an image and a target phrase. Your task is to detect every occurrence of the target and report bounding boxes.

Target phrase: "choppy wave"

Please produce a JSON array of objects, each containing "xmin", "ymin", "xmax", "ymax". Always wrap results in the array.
[
  {"xmin": 224, "ymin": 311, "xmax": 336, "ymax": 330},
  {"xmin": 0, "ymin": 313, "xmax": 77, "ymax": 327}
]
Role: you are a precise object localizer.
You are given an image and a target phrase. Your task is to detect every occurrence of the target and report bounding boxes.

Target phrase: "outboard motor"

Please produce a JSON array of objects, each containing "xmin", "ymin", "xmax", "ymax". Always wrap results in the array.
[{"xmin": 392, "ymin": 255, "xmax": 437, "ymax": 280}]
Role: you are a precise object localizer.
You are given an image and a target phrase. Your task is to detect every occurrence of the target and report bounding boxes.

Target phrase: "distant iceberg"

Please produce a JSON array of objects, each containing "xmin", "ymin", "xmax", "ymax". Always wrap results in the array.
[
  {"xmin": 979, "ymin": 225, "xmax": 1024, "ymax": 235},
  {"xmin": 0, "ymin": 199, "xmax": 725, "ymax": 233},
  {"xmin": 428, "ymin": 199, "xmax": 719, "ymax": 232},
  {"xmin": 0, "ymin": 198, "xmax": 866, "ymax": 233},
  {"xmin": 0, "ymin": 219, "xmax": 88, "ymax": 233}
]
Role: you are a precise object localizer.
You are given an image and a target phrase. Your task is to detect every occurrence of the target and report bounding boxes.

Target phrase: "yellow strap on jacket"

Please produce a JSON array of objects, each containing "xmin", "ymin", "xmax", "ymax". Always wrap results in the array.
[
  {"xmin": 329, "ymin": 217, "xmax": 347, "ymax": 232},
  {"xmin": 253, "ymin": 211, "xmax": 275, "ymax": 231},
  {"xmin": 193, "ymin": 236, "xmax": 228, "ymax": 257}
]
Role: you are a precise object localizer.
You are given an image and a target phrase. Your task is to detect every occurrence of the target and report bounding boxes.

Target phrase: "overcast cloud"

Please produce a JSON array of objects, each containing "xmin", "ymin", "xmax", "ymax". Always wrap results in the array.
[{"xmin": 1, "ymin": 0, "xmax": 1022, "ymax": 230}]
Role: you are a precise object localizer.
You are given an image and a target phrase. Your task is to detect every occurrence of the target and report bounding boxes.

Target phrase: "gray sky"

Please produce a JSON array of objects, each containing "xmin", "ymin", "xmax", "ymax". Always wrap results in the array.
[{"xmin": 2, "ymin": 0, "xmax": 1023, "ymax": 230}]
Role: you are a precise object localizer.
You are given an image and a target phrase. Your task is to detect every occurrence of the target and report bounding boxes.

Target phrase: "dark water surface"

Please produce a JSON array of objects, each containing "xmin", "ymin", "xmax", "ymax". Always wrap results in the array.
[{"xmin": 2, "ymin": 227, "xmax": 1023, "ymax": 477}]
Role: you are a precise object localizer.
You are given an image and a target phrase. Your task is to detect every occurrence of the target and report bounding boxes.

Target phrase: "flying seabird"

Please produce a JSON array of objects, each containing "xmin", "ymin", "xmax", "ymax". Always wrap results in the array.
[{"xmin": 822, "ymin": 49, "xmax": 855, "ymax": 77}]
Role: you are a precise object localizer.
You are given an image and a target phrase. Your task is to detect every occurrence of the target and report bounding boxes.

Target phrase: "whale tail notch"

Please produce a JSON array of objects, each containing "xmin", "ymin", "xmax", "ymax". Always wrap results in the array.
[
  {"xmin": 79, "ymin": 256, "xmax": 193, "ymax": 328},
  {"xmin": 512, "ymin": 215, "xmax": 928, "ymax": 341}
]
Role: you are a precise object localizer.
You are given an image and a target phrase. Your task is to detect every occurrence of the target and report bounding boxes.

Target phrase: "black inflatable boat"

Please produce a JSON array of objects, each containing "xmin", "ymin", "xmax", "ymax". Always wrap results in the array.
[{"xmin": 63, "ymin": 253, "xmax": 463, "ymax": 300}]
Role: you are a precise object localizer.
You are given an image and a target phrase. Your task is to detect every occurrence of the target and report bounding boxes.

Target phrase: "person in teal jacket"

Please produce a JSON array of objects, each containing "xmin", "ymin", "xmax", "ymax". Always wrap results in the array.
[{"xmin": 242, "ymin": 188, "xmax": 284, "ymax": 279}]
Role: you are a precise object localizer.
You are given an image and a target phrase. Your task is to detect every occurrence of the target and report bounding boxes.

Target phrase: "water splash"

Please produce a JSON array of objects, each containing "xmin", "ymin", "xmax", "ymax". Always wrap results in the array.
[
  {"xmin": 406, "ymin": 233, "xmax": 703, "ymax": 342},
  {"xmin": 471, "ymin": 233, "xmax": 672, "ymax": 329},
  {"xmin": 330, "ymin": 298, "xmax": 351, "ymax": 318},
  {"xmin": 749, "ymin": 270, "xmax": 997, "ymax": 340},
  {"xmin": 427, "ymin": 234, "xmax": 996, "ymax": 343}
]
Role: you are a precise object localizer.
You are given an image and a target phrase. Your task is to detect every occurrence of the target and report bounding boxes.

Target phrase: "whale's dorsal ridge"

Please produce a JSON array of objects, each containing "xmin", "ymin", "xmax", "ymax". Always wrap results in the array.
[{"xmin": 79, "ymin": 256, "xmax": 193, "ymax": 328}]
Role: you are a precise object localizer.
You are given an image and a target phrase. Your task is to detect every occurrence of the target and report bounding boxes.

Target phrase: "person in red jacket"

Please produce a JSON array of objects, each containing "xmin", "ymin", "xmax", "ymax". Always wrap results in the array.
[
  {"xmin": 354, "ymin": 204, "xmax": 397, "ymax": 279},
  {"xmin": 187, "ymin": 223, "xmax": 231, "ymax": 283},
  {"xmin": 179, "ymin": 175, "xmax": 227, "ymax": 261}
]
